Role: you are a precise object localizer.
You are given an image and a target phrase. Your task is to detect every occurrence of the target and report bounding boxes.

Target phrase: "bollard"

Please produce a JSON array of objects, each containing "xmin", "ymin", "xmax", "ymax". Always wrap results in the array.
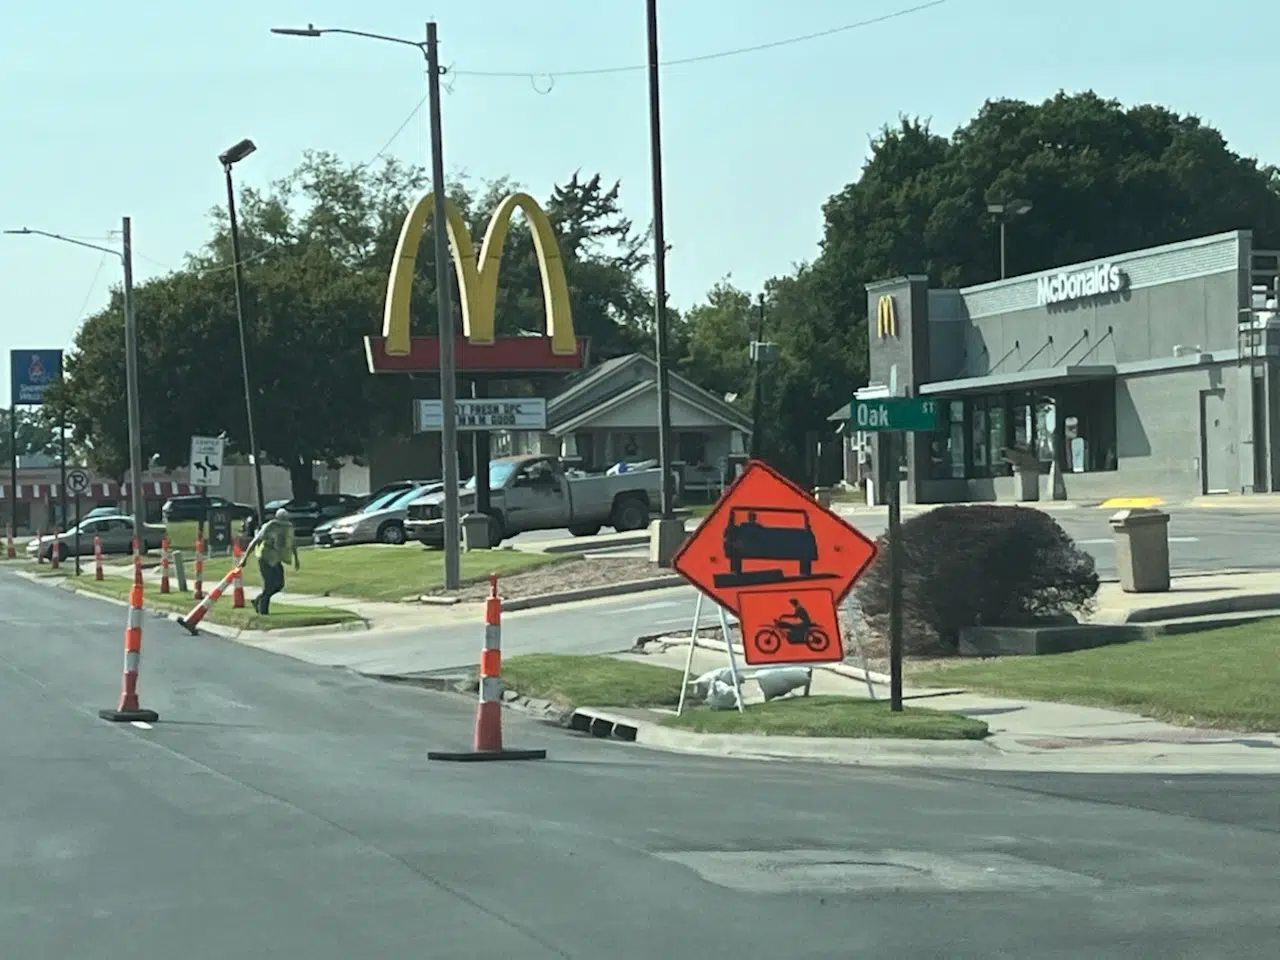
[
  {"xmin": 36, "ymin": 529, "xmax": 44, "ymax": 564},
  {"xmin": 94, "ymin": 536, "xmax": 105, "ymax": 580},
  {"xmin": 427, "ymin": 574, "xmax": 547, "ymax": 763},
  {"xmin": 173, "ymin": 550, "xmax": 188, "ymax": 593},
  {"xmin": 98, "ymin": 540, "xmax": 159, "ymax": 723},
  {"xmin": 193, "ymin": 533, "xmax": 205, "ymax": 601},
  {"xmin": 159, "ymin": 536, "xmax": 171, "ymax": 594},
  {"xmin": 4, "ymin": 525, "xmax": 14, "ymax": 559},
  {"xmin": 50, "ymin": 528, "xmax": 61, "ymax": 570},
  {"xmin": 231, "ymin": 538, "xmax": 245, "ymax": 609}
]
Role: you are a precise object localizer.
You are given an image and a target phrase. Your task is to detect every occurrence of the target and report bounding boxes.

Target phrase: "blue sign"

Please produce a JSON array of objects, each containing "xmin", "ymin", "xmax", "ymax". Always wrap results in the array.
[{"xmin": 9, "ymin": 349, "xmax": 63, "ymax": 406}]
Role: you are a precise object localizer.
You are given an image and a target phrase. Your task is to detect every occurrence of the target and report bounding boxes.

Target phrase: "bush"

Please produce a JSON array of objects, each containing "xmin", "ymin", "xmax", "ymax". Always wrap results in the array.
[{"xmin": 855, "ymin": 505, "xmax": 1099, "ymax": 655}]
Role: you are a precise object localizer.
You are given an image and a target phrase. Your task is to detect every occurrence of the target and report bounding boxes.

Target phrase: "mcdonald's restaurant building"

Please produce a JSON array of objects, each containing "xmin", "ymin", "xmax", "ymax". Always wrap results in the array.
[{"xmin": 834, "ymin": 230, "xmax": 1280, "ymax": 504}]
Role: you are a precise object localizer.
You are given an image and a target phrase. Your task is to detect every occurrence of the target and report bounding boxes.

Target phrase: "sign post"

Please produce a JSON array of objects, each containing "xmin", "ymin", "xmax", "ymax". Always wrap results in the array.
[
  {"xmin": 670, "ymin": 459, "xmax": 879, "ymax": 711},
  {"xmin": 66, "ymin": 468, "xmax": 90, "ymax": 576},
  {"xmin": 8, "ymin": 349, "xmax": 63, "ymax": 549},
  {"xmin": 851, "ymin": 393, "xmax": 946, "ymax": 711}
]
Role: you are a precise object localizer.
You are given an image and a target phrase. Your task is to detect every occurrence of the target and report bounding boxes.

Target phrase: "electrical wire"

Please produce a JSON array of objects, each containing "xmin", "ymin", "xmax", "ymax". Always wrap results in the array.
[
  {"xmin": 451, "ymin": 1, "xmax": 949, "ymax": 80},
  {"xmin": 75, "ymin": 250, "xmax": 111, "ymax": 319}
]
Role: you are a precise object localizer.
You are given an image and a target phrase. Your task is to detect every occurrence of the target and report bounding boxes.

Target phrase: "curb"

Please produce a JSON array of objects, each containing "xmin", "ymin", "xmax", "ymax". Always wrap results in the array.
[
  {"xmin": 1122, "ymin": 593, "xmax": 1280, "ymax": 624},
  {"xmin": 502, "ymin": 575, "xmax": 686, "ymax": 612},
  {"xmin": 539, "ymin": 534, "xmax": 651, "ymax": 555}
]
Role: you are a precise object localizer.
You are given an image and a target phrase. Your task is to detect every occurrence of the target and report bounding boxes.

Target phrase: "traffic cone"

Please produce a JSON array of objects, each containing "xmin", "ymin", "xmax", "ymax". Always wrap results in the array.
[
  {"xmin": 177, "ymin": 528, "xmax": 262, "ymax": 635},
  {"xmin": 50, "ymin": 528, "xmax": 60, "ymax": 570},
  {"xmin": 5, "ymin": 525, "xmax": 14, "ymax": 559},
  {"xmin": 99, "ymin": 540, "xmax": 159, "ymax": 723},
  {"xmin": 36, "ymin": 529, "xmax": 44, "ymax": 564},
  {"xmin": 159, "ymin": 536, "xmax": 171, "ymax": 594},
  {"xmin": 231, "ymin": 538, "xmax": 245, "ymax": 609},
  {"xmin": 428, "ymin": 575, "xmax": 547, "ymax": 763},
  {"xmin": 193, "ymin": 533, "xmax": 205, "ymax": 601}
]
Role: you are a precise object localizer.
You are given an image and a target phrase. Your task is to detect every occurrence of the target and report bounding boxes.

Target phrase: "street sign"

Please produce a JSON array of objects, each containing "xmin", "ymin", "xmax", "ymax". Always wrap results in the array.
[
  {"xmin": 850, "ymin": 396, "xmax": 941, "ymax": 433},
  {"xmin": 413, "ymin": 398, "xmax": 548, "ymax": 433},
  {"xmin": 65, "ymin": 468, "xmax": 91, "ymax": 496},
  {"xmin": 671, "ymin": 460, "xmax": 879, "ymax": 665},
  {"xmin": 189, "ymin": 435, "xmax": 225, "ymax": 488},
  {"xmin": 737, "ymin": 586, "xmax": 844, "ymax": 667}
]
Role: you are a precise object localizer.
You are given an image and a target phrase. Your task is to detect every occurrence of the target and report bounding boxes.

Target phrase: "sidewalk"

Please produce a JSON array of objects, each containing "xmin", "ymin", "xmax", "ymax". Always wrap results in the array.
[{"xmin": 1090, "ymin": 570, "xmax": 1280, "ymax": 623}]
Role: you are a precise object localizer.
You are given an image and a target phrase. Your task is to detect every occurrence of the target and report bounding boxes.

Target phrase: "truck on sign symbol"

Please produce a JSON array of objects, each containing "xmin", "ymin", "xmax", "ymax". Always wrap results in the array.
[{"xmin": 722, "ymin": 506, "xmax": 819, "ymax": 579}]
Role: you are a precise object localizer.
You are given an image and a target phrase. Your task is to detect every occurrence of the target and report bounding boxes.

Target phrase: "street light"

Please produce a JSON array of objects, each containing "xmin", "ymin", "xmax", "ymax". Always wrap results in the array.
[
  {"xmin": 218, "ymin": 138, "xmax": 267, "ymax": 525},
  {"xmin": 4, "ymin": 221, "xmax": 146, "ymax": 540},
  {"xmin": 271, "ymin": 21, "xmax": 462, "ymax": 589},
  {"xmin": 987, "ymin": 199, "xmax": 1033, "ymax": 279}
]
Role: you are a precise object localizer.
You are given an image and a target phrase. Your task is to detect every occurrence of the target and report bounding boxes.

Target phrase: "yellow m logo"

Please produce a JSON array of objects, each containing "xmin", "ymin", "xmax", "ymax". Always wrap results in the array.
[
  {"xmin": 382, "ymin": 192, "xmax": 576, "ymax": 357},
  {"xmin": 876, "ymin": 295, "xmax": 897, "ymax": 339}
]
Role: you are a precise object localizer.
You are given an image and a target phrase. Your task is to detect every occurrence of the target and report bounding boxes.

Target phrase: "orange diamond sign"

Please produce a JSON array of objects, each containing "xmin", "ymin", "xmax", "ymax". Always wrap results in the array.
[{"xmin": 671, "ymin": 459, "xmax": 879, "ymax": 617}]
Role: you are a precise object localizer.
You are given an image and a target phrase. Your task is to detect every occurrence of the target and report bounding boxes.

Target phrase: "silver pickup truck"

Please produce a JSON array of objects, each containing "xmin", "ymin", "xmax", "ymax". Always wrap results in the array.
[{"xmin": 404, "ymin": 455, "xmax": 662, "ymax": 546}]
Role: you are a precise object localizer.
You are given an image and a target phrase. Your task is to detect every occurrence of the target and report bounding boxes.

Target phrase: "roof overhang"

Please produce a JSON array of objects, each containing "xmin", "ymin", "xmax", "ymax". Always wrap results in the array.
[{"xmin": 917, "ymin": 364, "xmax": 1117, "ymax": 396}]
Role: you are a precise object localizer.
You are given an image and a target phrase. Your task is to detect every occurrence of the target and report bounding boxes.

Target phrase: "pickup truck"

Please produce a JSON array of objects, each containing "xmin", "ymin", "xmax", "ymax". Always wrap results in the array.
[{"xmin": 404, "ymin": 455, "xmax": 662, "ymax": 547}]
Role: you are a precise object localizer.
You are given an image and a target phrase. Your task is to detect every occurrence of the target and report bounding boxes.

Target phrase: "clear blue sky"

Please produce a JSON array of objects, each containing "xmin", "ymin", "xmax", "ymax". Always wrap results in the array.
[{"xmin": 1, "ymin": 0, "xmax": 1275, "ymax": 401}]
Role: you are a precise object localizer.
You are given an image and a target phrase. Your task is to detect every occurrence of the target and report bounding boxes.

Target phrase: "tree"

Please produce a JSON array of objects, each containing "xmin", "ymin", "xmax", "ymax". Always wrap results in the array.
[{"xmin": 0, "ymin": 407, "xmax": 59, "ymax": 463}]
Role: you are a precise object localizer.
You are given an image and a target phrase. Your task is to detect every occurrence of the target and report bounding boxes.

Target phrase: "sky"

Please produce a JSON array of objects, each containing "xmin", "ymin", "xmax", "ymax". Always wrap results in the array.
[{"xmin": 1, "ymin": 0, "xmax": 1276, "ymax": 402}]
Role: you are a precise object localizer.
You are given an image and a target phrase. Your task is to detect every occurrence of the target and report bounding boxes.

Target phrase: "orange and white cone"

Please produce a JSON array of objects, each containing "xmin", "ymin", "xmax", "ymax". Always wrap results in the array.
[
  {"xmin": 177, "ymin": 529, "xmax": 262, "ymax": 635},
  {"xmin": 428, "ymin": 574, "xmax": 546, "ymax": 763},
  {"xmin": 50, "ymin": 528, "xmax": 61, "ymax": 570},
  {"xmin": 36, "ymin": 529, "xmax": 44, "ymax": 564},
  {"xmin": 159, "ymin": 536, "xmax": 171, "ymax": 593},
  {"xmin": 93, "ymin": 536, "xmax": 105, "ymax": 580},
  {"xmin": 5, "ymin": 525, "xmax": 14, "ymax": 559},
  {"xmin": 98, "ymin": 540, "xmax": 159, "ymax": 723},
  {"xmin": 231, "ymin": 538, "xmax": 245, "ymax": 609},
  {"xmin": 193, "ymin": 533, "xmax": 205, "ymax": 601}
]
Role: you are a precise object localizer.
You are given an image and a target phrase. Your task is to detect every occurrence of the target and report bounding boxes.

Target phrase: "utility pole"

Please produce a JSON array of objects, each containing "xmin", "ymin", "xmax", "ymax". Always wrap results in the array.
[
  {"xmin": 121, "ymin": 217, "xmax": 146, "ymax": 540},
  {"xmin": 646, "ymin": 0, "xmax": 675, "ymax": 520},
  {"xmin": 749, "ymin": 294, "xmax": 766, "ymax": 459},
  {"xmin": 426, "ymin": 21, "xmax": 461, "ymax": 588}
]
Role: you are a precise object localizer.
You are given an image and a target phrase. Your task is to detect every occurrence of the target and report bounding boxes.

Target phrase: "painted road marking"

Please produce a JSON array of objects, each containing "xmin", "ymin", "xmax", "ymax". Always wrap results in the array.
[{"xmin": 130, "ymin": 721, "xmax": 153, "ymax": 730}]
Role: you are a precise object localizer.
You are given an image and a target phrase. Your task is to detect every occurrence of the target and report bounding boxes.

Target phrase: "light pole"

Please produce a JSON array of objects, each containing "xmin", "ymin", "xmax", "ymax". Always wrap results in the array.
[
  {"xmin": 987, "ymin": 199, "xmax": 1033, "ymax": 279},
  {"xmin": 219, "ymin": 138, "xmax": 267, "ymax": 524},
  {"xmin": 646, "ymin": 0, "xmax": 675, "ymax": 522},
  {"xmin": 272, "ymin": 21, "xmax": 462, "ymax": 589},
  {"xmin": 4, "ymin": 221, "xmax": 147, "ymax": 539}
]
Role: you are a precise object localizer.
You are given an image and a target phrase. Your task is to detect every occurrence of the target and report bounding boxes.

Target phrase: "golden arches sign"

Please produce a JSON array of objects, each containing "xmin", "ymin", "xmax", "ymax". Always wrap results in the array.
[
  {"xmin": 381, "ymin": 192, "xmax": 577, "ymax": 359},
  {"xmin": 876, "ymin": 295, "xmax": 897, "ymax": 339}
]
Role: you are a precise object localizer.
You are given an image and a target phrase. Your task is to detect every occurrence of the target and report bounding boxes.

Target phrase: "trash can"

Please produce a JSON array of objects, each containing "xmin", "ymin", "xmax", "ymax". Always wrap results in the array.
[
  {"xmin": 1001, "ymin": 447, "xmax": 1040, "ymax": 502},
  {"xmin": 1109, "ymin": 508, "xmax": 1171, "ymax": 593},
  {"xmin": 460, "ymin": 513, "xmax": 491, "ymax": 551}
]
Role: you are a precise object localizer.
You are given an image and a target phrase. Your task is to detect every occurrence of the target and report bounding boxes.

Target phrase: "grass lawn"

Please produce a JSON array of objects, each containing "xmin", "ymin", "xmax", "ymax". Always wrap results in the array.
[
  {"xmin": 502, "ymin": 653, "xmax": 683, "ymax": 709},
  {"xmin": 164, "ymin": 521, "xmax": 201, "ymax": 553},
  {"xmin": 67, "ymin": 576, "xmax": 361, "ymax": 631},
  {"xmin": 665, "ymin": 696, "xmax": 990, "ymax": 740},
  {"xmin": 912, "ymin": 620, "xmax": 1280, "ymax": 732},
  {"xmin": 192, "ymin": 545, "xmax": 565, "ymax": 602}
]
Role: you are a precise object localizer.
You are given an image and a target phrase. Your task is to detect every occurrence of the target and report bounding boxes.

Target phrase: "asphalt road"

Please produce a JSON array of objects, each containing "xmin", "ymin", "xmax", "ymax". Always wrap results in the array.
[{"xmin": 4, "ymin": 571, "xmax": 1279, "ymax": 957}]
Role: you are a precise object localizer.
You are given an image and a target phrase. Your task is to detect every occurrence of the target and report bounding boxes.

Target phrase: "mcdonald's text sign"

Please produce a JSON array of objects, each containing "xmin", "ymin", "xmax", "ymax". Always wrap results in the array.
[
  {"xmin": 364, "ymin": 192, "xmax": 588, "ymax": 374},
  {"xmin": 876, "ymin": 295, "xmax": 897, "ymax": 339}
]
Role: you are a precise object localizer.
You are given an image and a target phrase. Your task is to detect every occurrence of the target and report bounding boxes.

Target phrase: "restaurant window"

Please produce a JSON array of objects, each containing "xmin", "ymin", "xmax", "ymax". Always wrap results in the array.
[
  {"xmin": 1056, "ymin": 381, "xmax": 1117, "ymax": 473},
  {"xmin": 967, "ymin": 394, "xmax": 1012, "ymax": 478}
]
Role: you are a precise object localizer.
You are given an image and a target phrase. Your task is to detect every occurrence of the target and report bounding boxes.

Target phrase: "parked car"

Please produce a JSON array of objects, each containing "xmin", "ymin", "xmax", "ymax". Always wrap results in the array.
[
  {"xmin": 264, "ymin": 494, "xmax": 364, "ymax": 536},
  {"xmin": 324, "ymin": 484, "xmax": 435, "ymax": 546},
  {"xmin": 162, "ymin": 494, "xmax": 255, "ymax": 524},
  {"xmin": 27, "ymin": 515, "xmax": 166, "ymax": 562},
  {"xmin": 79, "ymin": 505, "xmax": 124, "ymax": 523},
  {"xmin": 404, "ymin": 455, "xmax": 661, "ymax": 547}
]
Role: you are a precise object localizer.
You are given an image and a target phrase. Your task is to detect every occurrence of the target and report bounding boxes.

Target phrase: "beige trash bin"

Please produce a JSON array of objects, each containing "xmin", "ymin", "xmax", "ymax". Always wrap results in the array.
[{"xmin": 1108, "ymin": 507, "xmax": 1171, "ymax": 593}]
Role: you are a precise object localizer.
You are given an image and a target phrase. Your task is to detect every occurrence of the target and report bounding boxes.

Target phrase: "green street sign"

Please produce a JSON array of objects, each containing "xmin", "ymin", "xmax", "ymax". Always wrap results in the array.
[{"xmin": 850, "ymin": 397, "xmax": 942, "ymax": 432}]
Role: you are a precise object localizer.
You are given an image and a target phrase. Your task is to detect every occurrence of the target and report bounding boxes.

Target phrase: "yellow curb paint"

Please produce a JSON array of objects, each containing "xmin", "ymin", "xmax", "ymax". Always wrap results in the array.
[{"xmin": 1099, "ymin": 497, "xmax": 1165, "ymax": 509}]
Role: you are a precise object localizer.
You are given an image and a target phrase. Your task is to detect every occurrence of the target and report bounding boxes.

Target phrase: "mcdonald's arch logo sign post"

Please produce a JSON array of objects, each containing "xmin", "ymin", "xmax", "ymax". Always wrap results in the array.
[
  {"xmin": 363, "ymin": 192, "xmax": 588, "ymax": 374},
  {"xmin": 876, "ymin": 295, "xmax": 897, "ymax": 339}
]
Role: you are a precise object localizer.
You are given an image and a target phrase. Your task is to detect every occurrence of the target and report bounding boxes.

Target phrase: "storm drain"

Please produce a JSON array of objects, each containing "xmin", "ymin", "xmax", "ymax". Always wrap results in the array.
[{"xmin": 654, "ymin": 849, "xmax": 1102, "ymax": 895}]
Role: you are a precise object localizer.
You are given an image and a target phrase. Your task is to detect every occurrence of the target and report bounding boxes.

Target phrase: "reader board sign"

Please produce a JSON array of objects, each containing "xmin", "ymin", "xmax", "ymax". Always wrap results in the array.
[{"xmin": 413, "ymin": 398, "xmax": 548, "ymax": 433}]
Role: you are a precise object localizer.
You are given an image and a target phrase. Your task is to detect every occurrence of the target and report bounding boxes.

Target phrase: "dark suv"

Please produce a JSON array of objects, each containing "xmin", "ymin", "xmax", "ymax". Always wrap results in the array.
[{"xmin": 161, "ymin": 495, "xmax": 256, "ymax": 524}]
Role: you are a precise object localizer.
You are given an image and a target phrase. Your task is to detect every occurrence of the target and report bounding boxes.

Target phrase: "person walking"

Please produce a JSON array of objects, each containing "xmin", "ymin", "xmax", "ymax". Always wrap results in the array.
[{"xmin": 253, "ymin": 507, "xmax": 298, "ymax": 615}]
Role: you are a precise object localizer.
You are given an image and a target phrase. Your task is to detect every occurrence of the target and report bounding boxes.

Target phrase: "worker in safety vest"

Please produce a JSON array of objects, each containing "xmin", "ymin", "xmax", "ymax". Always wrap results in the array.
[{"xmin": 253, "ymin": 507, "xmax": 299, "ymax": 615}]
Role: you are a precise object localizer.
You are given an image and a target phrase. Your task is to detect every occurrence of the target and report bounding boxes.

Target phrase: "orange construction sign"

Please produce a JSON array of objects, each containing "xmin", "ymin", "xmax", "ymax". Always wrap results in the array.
[
  {"xmin": 671, "ymin": 459, "xmax": 879, "ymax": 616},
  {"xmin": 738, "ymin": 587, "xmax": 843, "ymax": 666}
]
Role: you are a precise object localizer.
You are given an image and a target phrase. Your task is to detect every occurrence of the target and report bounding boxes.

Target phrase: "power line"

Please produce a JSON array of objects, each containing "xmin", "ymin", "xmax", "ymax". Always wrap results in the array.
[{"xmin": 451, "ymin": 1, "xmax": 948, "ymax": 79}]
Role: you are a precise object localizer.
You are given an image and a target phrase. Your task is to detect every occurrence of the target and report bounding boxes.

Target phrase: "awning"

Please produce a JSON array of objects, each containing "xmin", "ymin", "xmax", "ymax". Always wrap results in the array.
[{"xmin": 917, "ymin": 364, "xmax": 1116, "ymax": 396}]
